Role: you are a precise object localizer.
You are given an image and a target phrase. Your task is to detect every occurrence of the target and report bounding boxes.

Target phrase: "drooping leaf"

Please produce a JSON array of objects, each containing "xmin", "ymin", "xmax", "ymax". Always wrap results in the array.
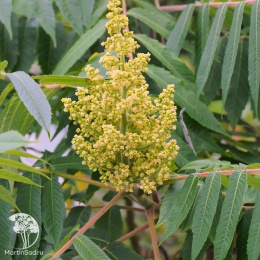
[
  {"xmin": 248, "ymin": 0, "xmax": 260, "ymax": 117},
  {"xmin": 166, "ymin": 4, "xmax": 194, "ymax": 56},
  {"xmin": 214, "ymin": 170, "xmax": 247, "ymax": 260},
  {"xmin": 209, "ymin": 193, "xmax": 223, "ymax": 242},
  {"xmin": 0, "ymin": 130, "xmax": 32, "ymax": 152},
  {"xmin": 64, "ymin": 206, "xmax": 91, "ymax": 228},
  {"xmin": 2, "ymin": 149, "xmax": 48, "ymax": 165},
  {"xmin": 42, "ymin": 174, "xmax": 65, "ymax": 249},
  {"xmin": 146, "ymin": 65, "xmax": 228, "ymax": 136},
  {"xmin": 204, "ymin": 38, "xmax": 227, "ymax": 102},
  {"xmin": 127, "ymin": 7, "xmax": 174, "ymax": 39},
  {"xmin": 0, "ymin": 94, "xmax": 34, "ymax": 134},
  {"xmin": 157, "ymin": 181, "xmax": 185, "ymax": 227},
  {"xmin": 30, "ymin": 0, "xmax": 56, "ymax": 46},
  {"xmin": 16, "ymin": 173, "xmax": 42, "ymax": 259},
  {"xmin": 0, "ymin": 13, "xmax": 19, "ymax": 71},
  {"xmin": 191, "ymin": 172, "xmax": 221, "ymax": 260},
  {"xmin": 196, "ymin": 3, "xmax": 228, "ymax": 98},
  {"xmin": 134, "ymin": 34, "xmax": 195, "ymax": 85},
  {"xmin": 37, "ymin": 22, "xmax": 72, "ymax": 74},
  {"xmin": 237, "ymin": 209, "xmax": 253, "ymax": 260},
  {"xmin": 54, "ymin": 19, "xmax": 107, "ymax": 75},
  {"xmin": 81, "ymin": 0, "xmax": 94, "ymax": 29},
  {"xmin": 0, "ymin": 158, "xmax": 48, "ymax": 179},
  {"xmin": 225, "ymin": 39, "xmax": 250, "ymax": 129},
  {"xmin": 73, "ymin": 235, "xmax": 110, "ymax": 260},
  {"xmin": 14, "ymin": 17, "xmax": 38, "ymax": 72},
  {"xmin": 0, "ymin": 185, "xmax": 20, "ymax": 211},
  {"xmin": 160, "ymin": 175, "xmax": 199, "ymax": 243},
  {"xmin": 90, "ymin": 0, "xmax": 109, "ymax": 26},
  {"xmin": 95, "ymin": 205, "xmax": 123, "ymax": 242},
  {"xmin": 247, "ymin": 188, "xmax": 260, "ymax": 260},
  {"xmin": 221, "ymin": 2, "xmax": 245, "ymax": 107},
  {"xmin": 0, "ymin": 180, "xmax": 11, "ymax": 260},
  {"xmin": 55, "ymin": 0, "xmax": 83, "ymax": 35},
  {"xmin": 0, "ymin": 169, "xmax": 41, "ymax": 186},
  {"xmin": 195, "ymin": 4, "xmax": 209, "ymax": 71},
  {"xmin": 12, "ymin": 0, "xmax": 32, "ymax": 16},
  {"xmin": 105, "ymin": 242, "xmax": 144, "ymax": 260},
  {"xmin": 7, "ymin": 71, "xmax": 52, "ymax": 134},
  {"xmin": 0, "ymin": 0, "xmax": 12, "ymax": 39}
]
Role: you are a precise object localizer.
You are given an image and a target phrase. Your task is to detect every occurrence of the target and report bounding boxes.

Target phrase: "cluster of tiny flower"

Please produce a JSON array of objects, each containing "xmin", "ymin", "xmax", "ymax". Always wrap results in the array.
[{"xmin": 62, "ymin": 0, "xmax": 179, "ymax": 193}]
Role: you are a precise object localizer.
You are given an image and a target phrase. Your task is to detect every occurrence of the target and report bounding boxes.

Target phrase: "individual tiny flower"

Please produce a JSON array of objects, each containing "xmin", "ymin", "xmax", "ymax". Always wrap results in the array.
[{"xmin": 62, "ymin": 0, "xmax": 179, "ymax": 193}]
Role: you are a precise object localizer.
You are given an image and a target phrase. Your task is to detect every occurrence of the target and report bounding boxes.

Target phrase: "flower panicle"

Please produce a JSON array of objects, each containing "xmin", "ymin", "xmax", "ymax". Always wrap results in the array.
[{"xmin": 62, "ymin": 0, "xmax": 179, "ymax": 194}]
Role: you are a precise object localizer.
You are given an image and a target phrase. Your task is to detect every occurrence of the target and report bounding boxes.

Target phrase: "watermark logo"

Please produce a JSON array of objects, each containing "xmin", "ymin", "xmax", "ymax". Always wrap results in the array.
[{"xmin": 9, "ymin": 213, "xmax": 39, "ymax": 250}]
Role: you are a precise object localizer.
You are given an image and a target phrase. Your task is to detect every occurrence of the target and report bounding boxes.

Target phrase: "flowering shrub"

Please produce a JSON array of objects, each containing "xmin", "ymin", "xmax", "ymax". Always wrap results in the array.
[{"xmin": 62, "ymin": 0, "xmax": 179, "ymax": 193}]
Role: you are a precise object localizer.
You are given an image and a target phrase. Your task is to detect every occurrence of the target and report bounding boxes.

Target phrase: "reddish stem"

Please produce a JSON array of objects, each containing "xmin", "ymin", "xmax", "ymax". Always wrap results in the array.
[
  {"xmin": 147, "ymin": 207, "xmax": 160, "ymax": 260},
  {"xmin": 159, "ymin": 0, "xmax": 256, "ymax": 12},
  {"xmin": 167, "ymin": 168, "xmax": 260, "ymax": 182},
  {"xmin": 50, "ymin": 190, "xmax": 125, "ymax": 259}
]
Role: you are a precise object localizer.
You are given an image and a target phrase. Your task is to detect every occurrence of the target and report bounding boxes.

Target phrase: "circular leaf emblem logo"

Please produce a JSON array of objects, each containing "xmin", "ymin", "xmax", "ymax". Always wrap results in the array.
[{"xmin": 9, "ymin": 213, "xmax": 39, "ymax": 250}]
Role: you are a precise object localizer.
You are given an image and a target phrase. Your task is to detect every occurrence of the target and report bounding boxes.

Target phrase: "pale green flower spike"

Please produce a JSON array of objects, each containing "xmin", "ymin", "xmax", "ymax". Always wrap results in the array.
[{"xmin": 62, "ymin": 0, "xmax": 179, "ymax": 194}]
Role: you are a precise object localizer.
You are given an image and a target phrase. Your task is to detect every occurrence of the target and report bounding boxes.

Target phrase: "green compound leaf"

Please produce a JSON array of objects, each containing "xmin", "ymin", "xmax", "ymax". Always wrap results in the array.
[
  {"xmin": 191, "ymin": 172, "xmax": 221, "ymax": 260},
  {"xmin": 73, "ymin": 235, "xmax": 110, "ymax": 260},
  {"xmin": 166, "ymin": 4, "xmax": 194, "ymax": 56},
  {"xmin": 37, "ymin": 22, "xmax": 71, "ymax": 74},
  {"xmin": 53, "ymin": 19, "xmax": 107, "ymax": 75},
  {"xmin": 195, "ymin": 4, "xmax": 209, "ymax": 71},
  {"xmin": 30, "ymin": 0, "xmax": 56, "ymax": 46},
  {"xmin": 247, "ymin": 188, "xmax": 260, "ymax": 260},
  {"xmin": 0, "ymin": 185, "xmax": 20, "ymax": 211},
  {"xmin": 0, "ymin": 130, "xmax": 32, "ymax": 153},
  {"xmin": 0, "ymin": 180, "xmax": 11, "ymax": 260},
  {"xmin": 95, "ymin": 205, "xmax": 123, "ymax": 242},
  {"xmin": 196, "ymin": 3, "xmax": 228, "ymax": 99},
  {"xmin": 7, "ymin": 71, "xmax": 52, "ymax": 135},
  {"xmin": 237, "ymin": 209, "xmax": 253, "ymax": 260},
  {"xmin": 128, "ymin": 7, "xmax": 174, "ymax": 39},
  {"xmin": 146, "ymin": 65, "xmax": 228, "ymax": 136},
  {"xmin": 0, "ymin": 0, "xmax": 12, "ymax": 39},
  {"xmin": 42, "ymin": 174, "xmax": 65, "ymax": 249},
  {"xmin": 0, "ymin": 13, "xmax": 19, "ymax": 71},
  {"xmin": 81, "ymin": 0, "xmax": 94, "ymax": 29},
  {"xmin": 0, "ymin": 157, "xmax": 49, "ymax": 179},
  {"xmin": 160, "ymin": 175, "xmax": 199, "ymax": 244},
  {"xmin": 134, "ymin": 34, "xmax": 195, "ymax": 85},
  {"xmin": 225, "ymin": 39, "xmax": 250, "ymax": 129},
  {"xmin": 0, "ymin": 169, "xmax": 41, "ymax": 187},
  {"xmin": 16, "ymin": 173, "xmax": 42, "ymax": 255},
  {"xmin": 248, "ymin": 0, "xmax": 260, "ymax": 117},
  {"xmin": 64, "ymin": 206, "xmax": 91, "ymax": 228},
  {"xmin": 105, "ymin": 242, "xmax": 144, "ymax": 260},
  {"xmin": 55, "ymin": 0, "xmax": 83, "ymax": 35},
  {"xmin": 221, "ymin": 2, "xmax": 245, "ymax": 107},
  {"xmin": 214, "ymin": 170, "xmax": 247, "ymax": 260},
  {"xmin": 14, "ymin": 17, "xmax": 38, "ymax": 72},
  {"xmin": 157, "ymin": 181, "xmax": 185, "ymax": 226}
]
